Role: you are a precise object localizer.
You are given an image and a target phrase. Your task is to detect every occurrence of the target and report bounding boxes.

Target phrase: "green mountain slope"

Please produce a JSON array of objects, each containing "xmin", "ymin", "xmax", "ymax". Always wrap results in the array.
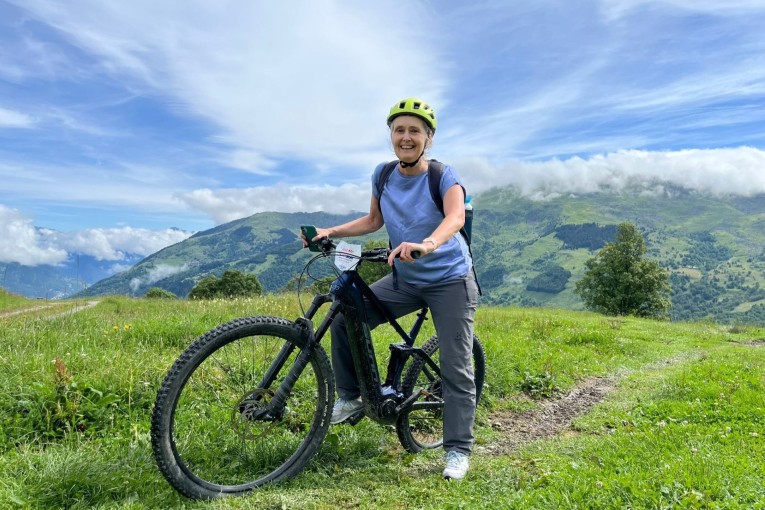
[
  {"xmin": 80, "ymin": 211, "xmax": 379, "ymax": 298},
  {"xmin": 81, "ymin": 188, "xmax": 765, "ymax": 325}
]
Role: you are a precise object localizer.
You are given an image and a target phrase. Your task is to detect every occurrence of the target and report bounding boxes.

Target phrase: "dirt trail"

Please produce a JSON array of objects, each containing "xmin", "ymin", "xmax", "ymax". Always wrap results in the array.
[
  {"xmin": 0, "ymin": 304, "xmax": 58, "ymax": 317},
  {"xmin": 479, "ymin": 376, "xmax": 617, "ymax": 456},
  {"xmin": 478, "ymin": 352, "xmax": 711, "ymax": 456},
  {"xmin": 0, "ymin": 300, "xmax": 99, "ymax": 319},
  {"xmin": 45, "ymin": 301, "xmax": 100, "ymax": 319}
]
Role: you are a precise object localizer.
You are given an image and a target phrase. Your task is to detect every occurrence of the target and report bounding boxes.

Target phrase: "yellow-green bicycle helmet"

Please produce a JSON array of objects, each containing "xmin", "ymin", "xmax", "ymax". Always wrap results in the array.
[{"xmin": 387, "ymin": 97, "xmax": 437, "ymax": 132}]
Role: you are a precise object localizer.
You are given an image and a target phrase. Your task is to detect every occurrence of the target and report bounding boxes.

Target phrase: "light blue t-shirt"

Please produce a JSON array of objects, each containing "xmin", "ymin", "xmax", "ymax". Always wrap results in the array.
[{"xmin": 372, "ymin": 161, "xmax": 472, "ymax": 286}]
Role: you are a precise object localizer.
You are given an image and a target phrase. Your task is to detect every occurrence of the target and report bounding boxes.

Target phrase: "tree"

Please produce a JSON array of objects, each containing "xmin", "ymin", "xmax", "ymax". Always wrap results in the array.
[
  {"xmin": 526, "ymin": 265, "xmax": 571, "ymax": 294},
  {"xmin": 144, "ymin": 287, "xmax": 177, "ymax": 299},
  {"xmin": 189, "ymin": 270, "xmax": 263, "ymax": 299},
  {"xmin": 574, "ymin": 223, "xmax": 671, "ymax": 319}
]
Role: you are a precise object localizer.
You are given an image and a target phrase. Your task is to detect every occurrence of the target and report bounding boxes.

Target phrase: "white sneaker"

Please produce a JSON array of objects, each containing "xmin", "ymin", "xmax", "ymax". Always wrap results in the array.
[
  {"xmin": 330, "ymin": 397, "xmax": 363, "ymax": 424},
  {"xmin": 442, "ymin": 451, "xmax": 469, "ymax": 480}
]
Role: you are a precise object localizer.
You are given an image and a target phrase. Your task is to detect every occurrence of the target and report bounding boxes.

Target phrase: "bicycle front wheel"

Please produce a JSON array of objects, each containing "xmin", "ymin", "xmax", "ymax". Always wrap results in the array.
[
  {"xmin": 395, "ymin": 334, "xmax": 486, "ymax": 453},
  {"xmin": 151, "ymin": 316, "xmax": 334, "ymax": 499}
]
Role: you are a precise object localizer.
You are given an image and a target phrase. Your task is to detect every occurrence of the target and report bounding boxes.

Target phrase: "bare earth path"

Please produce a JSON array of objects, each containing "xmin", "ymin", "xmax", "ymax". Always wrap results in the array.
[
  {"xmin": 479, "ymin": 376, "xmax": 617, "ymax": 456},
  {"xmin": 478, "ymin": 352, "xmax": 719, "ymax": 456},
  {"xmin": 0, "ymin": 300, "xmax": 100, "ymax": 319},
  {"xmin": 0, "ymin": 304, "xmax": 59, "ymax": 317},
  {"xmin": 45, "ymin": 300, "xmax": 100, "ymax": 319}
]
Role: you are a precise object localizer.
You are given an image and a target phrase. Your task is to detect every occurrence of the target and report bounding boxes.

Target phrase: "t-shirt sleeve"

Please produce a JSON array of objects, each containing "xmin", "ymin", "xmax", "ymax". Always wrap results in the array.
[{"xmin": 440, "ymin": 164, "xmax": 465, "ymax": 199}]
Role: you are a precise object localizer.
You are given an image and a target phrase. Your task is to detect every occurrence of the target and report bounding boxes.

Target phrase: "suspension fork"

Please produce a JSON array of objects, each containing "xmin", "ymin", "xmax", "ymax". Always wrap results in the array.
[
  {"xmin": 255, "ymin": 297, "xmax": 341, "ymax": 420},
  {"xmin": 250, "ymin": 294, "xmax": 330, "ymax": 392}
]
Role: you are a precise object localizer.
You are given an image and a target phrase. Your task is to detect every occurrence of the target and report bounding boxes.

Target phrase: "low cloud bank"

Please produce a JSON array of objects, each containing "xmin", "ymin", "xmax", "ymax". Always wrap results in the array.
[
  {"xmin": 130, "ymin": 263, "xmax": 189, "ymax": 292},
  {"xmin": 0, "ymin": 205, "xmax": 68, "ymax": 265},
  {"xmin": 4, "ymin": 147, "xmax": 763, "ymax": 266},
  {"xmin": 179, "ymin": 147, "xmax": 765, "ymax": 224},
  {"xmin": 466, "ymin": 147, "xmax": 765, "ymax": 198},
  {"xmin": 40, "ymin": 227, "xmax": 193, "ymax": 261},
  {"xmin": 0, "ymin": 205, "xmax": 193, "ymax": 267}
]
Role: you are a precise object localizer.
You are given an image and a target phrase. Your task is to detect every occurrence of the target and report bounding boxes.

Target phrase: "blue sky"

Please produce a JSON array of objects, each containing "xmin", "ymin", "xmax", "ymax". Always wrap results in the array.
[{"xmin": 2, "ymin": 0, "xmax": 765, "ymax": 267}]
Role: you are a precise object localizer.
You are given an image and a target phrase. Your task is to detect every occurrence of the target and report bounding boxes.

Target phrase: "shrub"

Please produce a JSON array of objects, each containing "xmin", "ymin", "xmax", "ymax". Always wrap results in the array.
[
  {"xmin": 144, "ymin": 287, "xmax": 177, "ymax": 299},
  {"xmin": 526, "ymin": 265, "xmax": 571, "ymax": 294},
  {"xmin": 189, "ymin": 269, "xmax": 263, "ymax": 299},
  {"xmin": 520, "ymin": 371, "xmax": 559, "ymax": 399}
]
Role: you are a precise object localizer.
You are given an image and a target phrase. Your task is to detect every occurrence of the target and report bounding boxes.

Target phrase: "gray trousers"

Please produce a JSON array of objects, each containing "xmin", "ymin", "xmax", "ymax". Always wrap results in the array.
[{"xmin": 329, "ymin": 271, "xmax": 479, "ymax": 454}]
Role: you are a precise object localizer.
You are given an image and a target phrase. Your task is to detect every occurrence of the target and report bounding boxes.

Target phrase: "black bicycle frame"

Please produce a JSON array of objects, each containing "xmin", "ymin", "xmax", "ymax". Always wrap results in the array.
[{"xmin": 264, "ymin": 264, "xmax": 441, "ymax": 425}]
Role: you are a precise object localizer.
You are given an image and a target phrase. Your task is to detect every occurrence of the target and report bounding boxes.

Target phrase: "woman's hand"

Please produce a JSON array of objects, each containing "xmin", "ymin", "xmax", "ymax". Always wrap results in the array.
[
  {"xmin": 388, "ymin": 240, "xmax": 434, "ymax": 265},
  {"xmin": 300, "ymin": 227, "xmax": 332, "ymax": 248}
]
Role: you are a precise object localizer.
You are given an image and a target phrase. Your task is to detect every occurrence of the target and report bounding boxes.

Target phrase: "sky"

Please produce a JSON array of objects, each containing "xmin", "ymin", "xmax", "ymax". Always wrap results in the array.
[{"xmin": 1, "ymin": 0, "xmax": 765, "ymax": 267}]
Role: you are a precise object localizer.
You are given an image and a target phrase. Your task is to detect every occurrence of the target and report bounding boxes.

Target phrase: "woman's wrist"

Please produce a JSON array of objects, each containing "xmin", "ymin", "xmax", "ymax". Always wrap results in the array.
[{"xmin": 422, "ymin": 237, "xmax": 439, "ymax": 250}]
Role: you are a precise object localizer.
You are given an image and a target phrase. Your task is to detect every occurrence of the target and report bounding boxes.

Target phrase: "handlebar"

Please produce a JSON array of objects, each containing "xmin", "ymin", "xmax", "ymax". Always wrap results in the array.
[{"xmin": 316, "ymin": 238, "xmax": 420, "ymax": 260}]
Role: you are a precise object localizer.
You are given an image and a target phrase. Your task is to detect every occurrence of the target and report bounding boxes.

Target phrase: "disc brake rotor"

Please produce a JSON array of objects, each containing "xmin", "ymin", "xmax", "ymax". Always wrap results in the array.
[{"xmin": 232, "ymin": 388, "xmax": 276, "ymax": 441}]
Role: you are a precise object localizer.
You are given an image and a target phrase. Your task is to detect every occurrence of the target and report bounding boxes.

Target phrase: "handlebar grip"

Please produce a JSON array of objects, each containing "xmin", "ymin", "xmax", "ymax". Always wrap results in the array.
[{"xmin": 391, "ymin": 250, "xmax": 421, "ymax": 260}]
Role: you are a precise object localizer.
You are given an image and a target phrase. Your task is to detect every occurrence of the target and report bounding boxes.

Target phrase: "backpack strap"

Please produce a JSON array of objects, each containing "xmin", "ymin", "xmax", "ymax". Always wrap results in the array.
[
  {"xmin": 428, "ymin": 160, "xmax": 482, "ymax": 294},
  {"xmin": 376, "ymin": 161, "xmax": 398, "ymax": 214},
  {"xmin": 426, "ymin": 160, "xmax": 469, "ymax": 243},
  {"xmin": 427, "ymin": 160, "xmax": 446, "ymax": 214}
]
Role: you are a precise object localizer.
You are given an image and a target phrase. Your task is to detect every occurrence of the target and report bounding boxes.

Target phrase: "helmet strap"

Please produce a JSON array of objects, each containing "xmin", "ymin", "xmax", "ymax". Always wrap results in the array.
[{"xmin": 399, "ymin": 149, "xmax": 425, "ymax": 168}]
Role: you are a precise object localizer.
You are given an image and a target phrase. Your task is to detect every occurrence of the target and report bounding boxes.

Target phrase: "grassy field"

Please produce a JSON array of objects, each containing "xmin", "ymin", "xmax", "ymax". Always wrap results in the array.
[
  {"xmin": 1, "ymin": 294, "xmax": 764, "ymax": 509},
  {"xmin": 0, "ymin": 288, "xmax": 33, "ymax": 311}
]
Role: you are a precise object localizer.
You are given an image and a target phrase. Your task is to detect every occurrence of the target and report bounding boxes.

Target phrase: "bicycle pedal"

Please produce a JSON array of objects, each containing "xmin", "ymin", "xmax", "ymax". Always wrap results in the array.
[{"xmin": 346, "ymin": 411, "xmax": 365, "ymax": 425}]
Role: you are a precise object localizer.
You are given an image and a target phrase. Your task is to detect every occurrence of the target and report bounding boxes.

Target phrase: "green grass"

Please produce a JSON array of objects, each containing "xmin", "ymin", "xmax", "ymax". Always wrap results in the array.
[
  {"xmin": 1, "ymin": 295, "xmax": 764, "ymax": 509},
  {"xmin": 0, "ymin": 288, "xmax": 31, "ymax": 311}
]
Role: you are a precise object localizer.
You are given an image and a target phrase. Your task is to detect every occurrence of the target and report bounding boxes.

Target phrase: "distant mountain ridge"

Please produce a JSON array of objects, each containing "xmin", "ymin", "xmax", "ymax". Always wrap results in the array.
[
  {"xmin": 1, "ymin": 253, "xmax": 144, "ymax": 299},
  {"xmin": 73, "ymin": 186, "xmax": 765, "ymax": 325},
  {"xmin": 79, "ymin": 211, "xmax": 369, "ymax": 298}
]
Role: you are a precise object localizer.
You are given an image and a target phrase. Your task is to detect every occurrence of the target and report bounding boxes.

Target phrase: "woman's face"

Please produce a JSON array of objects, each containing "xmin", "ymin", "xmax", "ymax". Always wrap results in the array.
[{"xmin": 390, "ymin": 115, "xmax": 432, "ymax": 162}]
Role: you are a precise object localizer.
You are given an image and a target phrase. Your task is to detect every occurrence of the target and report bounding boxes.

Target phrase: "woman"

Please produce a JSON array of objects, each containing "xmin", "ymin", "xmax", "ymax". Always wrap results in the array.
[{"xmin": 302, "ymin": 97, "xmax": 479, "ymax": 480}]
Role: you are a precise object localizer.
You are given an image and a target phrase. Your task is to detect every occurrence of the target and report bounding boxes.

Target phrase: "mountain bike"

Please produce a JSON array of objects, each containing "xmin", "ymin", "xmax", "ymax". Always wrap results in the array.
[{"xmin": 150, "ymin": 238, "xmax": 486, "ymax": 499}]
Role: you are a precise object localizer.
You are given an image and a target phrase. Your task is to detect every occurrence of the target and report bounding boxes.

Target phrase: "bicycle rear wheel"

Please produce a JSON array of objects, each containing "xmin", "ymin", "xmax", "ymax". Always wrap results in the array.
[
  {"xmin": 151, "ymin": 316, "xmax": 334, "ymax": 499},
  {"xmin": 395, "ymin": 334, "xmax": 485, "ymax": 453}
]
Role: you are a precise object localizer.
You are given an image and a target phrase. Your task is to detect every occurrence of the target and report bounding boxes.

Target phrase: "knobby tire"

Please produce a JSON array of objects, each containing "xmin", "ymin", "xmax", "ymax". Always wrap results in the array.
[{"xmin": 150, "ymin": 316, "xmax": 334, "ymax": 499}]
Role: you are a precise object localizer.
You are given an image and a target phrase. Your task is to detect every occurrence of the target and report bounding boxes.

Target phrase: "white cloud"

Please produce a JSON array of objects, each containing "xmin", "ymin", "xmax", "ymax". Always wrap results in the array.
[
  {"xmin": 40, "ymin": 227, "xmax": 193, "ymax": 260},
  {"xmin": 224, "ymin": 150, "xmax": 278, "ymax": 175},
  {"xmin": 10, "ymin": 0, "xmax": 446, "ymax": 164},
  {"xmin": 178, "ymin": 183, "xmax": 370, "ymax": 224},
  {"xmin": 0, "ymin": 204, "xmax": 192, "ymax": 266},
  {"xmin": 0, "ymin": 107, "xmax": 35, "ymax": 128},
  {"xmin": 108, "ymin": 262, "xmax": 135, "ymax": 274},
  {"xmin": 457, "ymin": 147, "xmax": 765, "ymax": 198},
  {"xmin": 0, "ymin": 205, "xmax": 68, "ymax": 265},
  {"xmin": 176, "ymin": 147, "xmax": 765, "ymax": 223},
  {"xmin": 130, "ymin": 263, "xmax": 189, "ymax": 292}
]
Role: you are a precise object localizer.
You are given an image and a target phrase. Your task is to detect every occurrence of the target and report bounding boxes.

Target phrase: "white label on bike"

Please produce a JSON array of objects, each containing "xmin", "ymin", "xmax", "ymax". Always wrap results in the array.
[{"xmin": 334, "ymin": 241, "xmax": 361, "ymax": 271}]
